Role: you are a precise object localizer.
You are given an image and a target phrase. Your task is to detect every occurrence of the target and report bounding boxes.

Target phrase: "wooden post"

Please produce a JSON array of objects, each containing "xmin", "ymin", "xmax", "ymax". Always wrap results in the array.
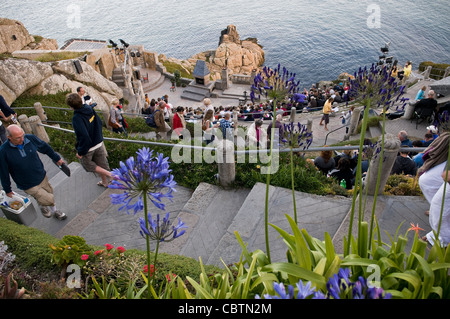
[
  {"xmin": 28, "ymin": 115, "xmax": 49, "ymax": 143},
  {"xmin": 33, "ymin": 102, "xmax": 47, "ymax": 123}
]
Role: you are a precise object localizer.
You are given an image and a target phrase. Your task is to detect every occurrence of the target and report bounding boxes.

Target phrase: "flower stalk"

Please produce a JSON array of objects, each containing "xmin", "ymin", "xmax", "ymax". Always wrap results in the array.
[
  {"xmin": 251, "ymin": 64, "xmax": 300, "ymax": 263},
  {"xmin": 109, "ymin": 147, "xmax": 185, "ymax": 298}
]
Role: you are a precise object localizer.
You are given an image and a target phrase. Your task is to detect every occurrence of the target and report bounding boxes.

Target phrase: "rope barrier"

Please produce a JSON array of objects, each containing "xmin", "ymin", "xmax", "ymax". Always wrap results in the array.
[{"xmin": 39, "ymin": 123, "xmax": 426, "ymax": 154}]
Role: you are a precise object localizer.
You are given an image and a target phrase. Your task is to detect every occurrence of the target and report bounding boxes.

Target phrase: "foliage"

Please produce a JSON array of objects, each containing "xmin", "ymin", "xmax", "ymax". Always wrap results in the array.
[
  {"xmin": 418, "ymin": 61, "xmax": 450, "ymax": 80},
  {"xmin": 0, "ymin": 272, "xmax": 26, "ymax": 299},
  {"xmin": 33, "ymin": 51, "xmax": 90, "ymax": 62},
  {"xmin": 0, "ymin": 218, "xmax": 58, "ymax": 271},
  {"xmin": 356, "ymin": 115, "xmax": 382, "ymax": 133},
  {"xmin": 384, "ymin": 174, "xmax": 423, "ymax": 196},
  {"xmin": 163, "ymin": 62, "xmax": 193, "ymax": 80},
  {"xmin": 49, "ymin": 235, "xmax": 92, "ymax": 268}
]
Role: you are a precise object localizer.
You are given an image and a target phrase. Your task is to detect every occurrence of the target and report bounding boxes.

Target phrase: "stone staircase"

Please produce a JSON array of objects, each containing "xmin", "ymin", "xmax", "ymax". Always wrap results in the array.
[
  {"xmin": 0, "ymin": 154, "xmax": 107, "ymax": 238},
  {"xmin": 1, "ymin": 152, "xmax": 431, "ymax": 267},
  {"xmin": 180, "ymin": 82, "xmax": 215, "ymax": 102},
  {"xmin": 111, "ymin": 68, "xmax": 125, "ymax": 88}
]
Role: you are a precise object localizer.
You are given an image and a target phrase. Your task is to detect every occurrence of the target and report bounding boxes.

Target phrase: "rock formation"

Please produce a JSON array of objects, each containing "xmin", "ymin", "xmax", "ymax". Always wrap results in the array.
[
  {"xmin": 0, "ymin": 58, "xmax": 123, "ymax": 114},
  {"xmin": 0, "ymin": 18, "xmax": 122, "ymax": 113},
  {"xmin": 158, "ymin": 25, "xmax": 264, "ymax": 81},
  {"xmin": 191, "ymin": 25, "xmax": 265, "ymax": 79},
  {"xmin": 0, "ymin": 18, "xmax": 57, "ymax": 54}
]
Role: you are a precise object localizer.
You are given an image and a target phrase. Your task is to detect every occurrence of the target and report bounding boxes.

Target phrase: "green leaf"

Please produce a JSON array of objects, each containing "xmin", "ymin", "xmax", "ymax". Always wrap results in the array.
[
  {"xmin": 313, "ymin": 257, "xmax": 327, "ymax": 275},
  {"xmin": 286, "ymin": 214, "xmax": 312, "ymax": 269},
  {"xmin": 186, "ymin": 276, "xmax": 213, "ymax": 299},
  {"xmin": 241, "ymin": 255, "xmax": 258, "ymax": 299},
  {"xmin": 324, "ymin": 232, "xmax": 335, "ymax": 270},
  {"xmin": 412, "ymin": 253, "xmax": 435, "ymax": 299},
  {"xmin": 262, "ymin": 262, "xmax": 327, "ymax": 290},
  {"xmin": 384, "ymin": 272, "xmax": 421, "ymax": 298},
  {"xmin": 324, "ymin": 255, "xmax": 341, "ymax": 280}
]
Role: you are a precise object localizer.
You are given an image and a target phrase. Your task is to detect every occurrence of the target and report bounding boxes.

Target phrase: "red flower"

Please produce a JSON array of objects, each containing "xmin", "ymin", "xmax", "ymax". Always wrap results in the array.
[
  {"xmin": 94, "ymin": 250, "xmax": 103, "ymax": 256},
  {"xmin": 81, "ymin": 254, "xmax": 89, "ymax": 261},
  {"xmin": 105, "ymin": 244, "xmax": 114, "ymax": 251},
  {"xmin": 166, "ymin": 273, "xmax": 176, "ymax": 282},
  {"xmin": 116, "ymin": 246, "xmax": 126, "ymax": 254},
  {"xmin": 143, "ymin": 264, "xmax": 156, "ymax": 276}
]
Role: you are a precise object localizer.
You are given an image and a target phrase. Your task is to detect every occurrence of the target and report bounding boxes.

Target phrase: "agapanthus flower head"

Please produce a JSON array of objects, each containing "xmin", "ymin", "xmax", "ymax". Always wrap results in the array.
[
  {"xmin": 251, "ymin": 65, "xmax": 300, "ymax": 104},
  {"xmin": 347, "ymin": 63, "xmax": 407, "ymax": 112},
  {"xmin": 433, "ymin": 110, "xmax": 450, "ymax": 132},
  {"xmin": 139, "ymin": 211, "xmax": 187, "ymax": 242},
  {"xmin": 255, "ymin": 268, "xmax": 391, "ymax": 299},
  {"xmin": 109, "ymin": 147, "xmax": 177, "ymax": 215},
  {"xmin": 281, "ymin": 122, "xmax": 313, "ymax": 149}
]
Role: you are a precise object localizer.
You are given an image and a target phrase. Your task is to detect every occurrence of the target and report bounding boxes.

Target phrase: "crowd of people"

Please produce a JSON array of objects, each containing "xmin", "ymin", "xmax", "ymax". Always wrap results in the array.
[
  {"xmin": 311, "ymin": 127, "xmax": 442, "ymax": 190},
  {"xmin": 0, "ymin": 56, "xmax": 448, "ymax": 245}
]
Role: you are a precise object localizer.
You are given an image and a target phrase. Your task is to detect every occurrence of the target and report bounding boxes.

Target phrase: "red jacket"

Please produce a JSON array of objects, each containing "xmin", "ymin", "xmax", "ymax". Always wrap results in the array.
[{"xmin": 173, "ymin": 113, "xmax": 183, "ymax": 130}]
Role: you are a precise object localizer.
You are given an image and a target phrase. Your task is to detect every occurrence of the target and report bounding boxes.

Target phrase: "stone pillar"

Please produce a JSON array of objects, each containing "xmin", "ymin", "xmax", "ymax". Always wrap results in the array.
[
  {"xmin": 221, "ymin": 67, "xmax": 229, "ymax": 89},
  {"xmin": 28, "ymin": 115, "xmax": 49, "ymax": 143},
  {"xmin": 33, "ymin": 102, "xmax": 47, "ymax": 123},
  {"xmin": 290, "ymin": 107, "xmax": 296, "ymax": 123},
  {"xmin": 444, "ymin": 66, "xmax": 450, "ymax": 79},
  {"xmin": 233, "ymin": 110, "xmax": 238, "ymax": 136},
  {"xmin": 306, "ymin": 119, "xmax": 313, "ymax": 134},
  {"xmin": 402, "ymin": 102, "xmax": 415, "ymax": 120},
  {"xmin": 423, "ymin": 66, "xmax": 432, "ymax": 80},
  {"xmin": 348, "ymin": 106, "xmax": 362, "ymax": 136},
  {"xmin": 364, "ymin": 133, "xmax": 401, "ymax": 195},
  {"xmin": 250, "ymin": 69, "xmax": 257, "ymax": 84},
  {"xmin": 216, "ymin": 139, "xmax": 235, "ymax": 187},
  {"xmin": 18, "ymin": 114, "xmax": 32, "ymax": 134}
]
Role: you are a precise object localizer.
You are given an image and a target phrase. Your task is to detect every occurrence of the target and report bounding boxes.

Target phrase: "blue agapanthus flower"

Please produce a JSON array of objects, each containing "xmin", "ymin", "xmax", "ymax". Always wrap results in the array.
[
  {"xmin": 139, "ymin": 211, "xmax": 187, "ymax": 242},
  {"xmin": 256, "ymin": 268, "xmax": 391, "ymax": 300},
  {"xmin": 281, "ymin": 122, "xmax": 313, "ymax": 149},
  {"xmin": 250, "ymin": 64, "xmax": 300, "ymax": 103},
  {"xmin": 109, "ymin": 147, "xmax": 177, "ymax": 215}
]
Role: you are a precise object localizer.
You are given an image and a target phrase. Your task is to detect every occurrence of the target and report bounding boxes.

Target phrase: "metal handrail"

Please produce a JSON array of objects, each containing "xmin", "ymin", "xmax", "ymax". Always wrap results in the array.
[
  {"xmin": 39, "ymin": 123, "xmax": 426, "ymax": 155},
  {"xmin": 324, "ymin": 124, "xmax": 347, "ymax": 145}
]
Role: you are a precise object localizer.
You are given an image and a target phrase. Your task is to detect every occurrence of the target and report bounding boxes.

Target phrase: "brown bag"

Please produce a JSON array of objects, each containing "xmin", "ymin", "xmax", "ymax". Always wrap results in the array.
[{"xmin": 108, "ymin": 115, "xmax": 120, "ymax": 129}]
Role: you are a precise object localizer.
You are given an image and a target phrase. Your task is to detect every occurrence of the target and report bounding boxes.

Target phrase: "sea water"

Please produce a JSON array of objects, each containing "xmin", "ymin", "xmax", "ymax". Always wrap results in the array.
[{"xmin": 2, "ymin": 0, "xmax": 449, "ymax": 87}]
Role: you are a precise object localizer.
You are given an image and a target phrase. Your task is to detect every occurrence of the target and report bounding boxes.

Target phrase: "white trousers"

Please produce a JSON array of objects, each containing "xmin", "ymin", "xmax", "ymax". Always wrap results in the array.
[{"xmin": 419, "ymin": 161, "xmax": 450, "ymax": 245}]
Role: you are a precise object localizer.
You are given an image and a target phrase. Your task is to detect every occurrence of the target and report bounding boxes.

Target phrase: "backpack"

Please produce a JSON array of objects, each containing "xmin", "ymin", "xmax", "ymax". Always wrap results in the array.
[{"xmin": 145, "ymin": 110, "xmax": 159, "ymax": 127}]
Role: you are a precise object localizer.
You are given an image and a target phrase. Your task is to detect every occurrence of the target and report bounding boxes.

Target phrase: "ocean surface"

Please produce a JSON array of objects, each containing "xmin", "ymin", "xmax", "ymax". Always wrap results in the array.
[{"xmin": 3, "ymin": 0, "xmax": 449, "ymax": 87}]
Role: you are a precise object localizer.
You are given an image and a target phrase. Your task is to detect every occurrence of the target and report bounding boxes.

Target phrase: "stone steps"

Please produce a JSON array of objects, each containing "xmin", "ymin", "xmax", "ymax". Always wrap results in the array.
[
  {"xmin": 180, "ymin": 82, "xmax": 214, "ymax": 102},
  {"xmin": 112, "ymin": 68, "xmax": 125, "ymax": 87},
  {"xmin": 1, "ymin": 148, "xmax": 432, "ymax": 265},
  {"xmin": 178, "ymin": 183, "xmax": 251, "ymax": 265},
  {"xmin": 143, "ymin": 72, "xmax": 165, "ymax": 92}
]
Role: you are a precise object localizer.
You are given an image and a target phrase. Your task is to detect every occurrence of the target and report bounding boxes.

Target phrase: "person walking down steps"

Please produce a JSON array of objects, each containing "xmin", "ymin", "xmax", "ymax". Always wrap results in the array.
[{"xmin": 0, "ymin": 125, "xmax": 67, "ymax": 220}]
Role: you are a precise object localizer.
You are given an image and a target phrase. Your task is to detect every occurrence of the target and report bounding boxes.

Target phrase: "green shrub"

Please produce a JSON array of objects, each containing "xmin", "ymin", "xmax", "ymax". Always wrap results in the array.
[
  {"xmin": 0, "ymin": 218, "xmax": 59, "ymax": 272},
  {"xmin": 0, "ymin": 217, "xmax": 221, "ymax": 296},
  {"xmin": 419, "ymin": 61, "xmax": 450, "ymax": 80},
  {"xmin": 384, "ymin": 174, "xmax": 423, "ymax": 196}
]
